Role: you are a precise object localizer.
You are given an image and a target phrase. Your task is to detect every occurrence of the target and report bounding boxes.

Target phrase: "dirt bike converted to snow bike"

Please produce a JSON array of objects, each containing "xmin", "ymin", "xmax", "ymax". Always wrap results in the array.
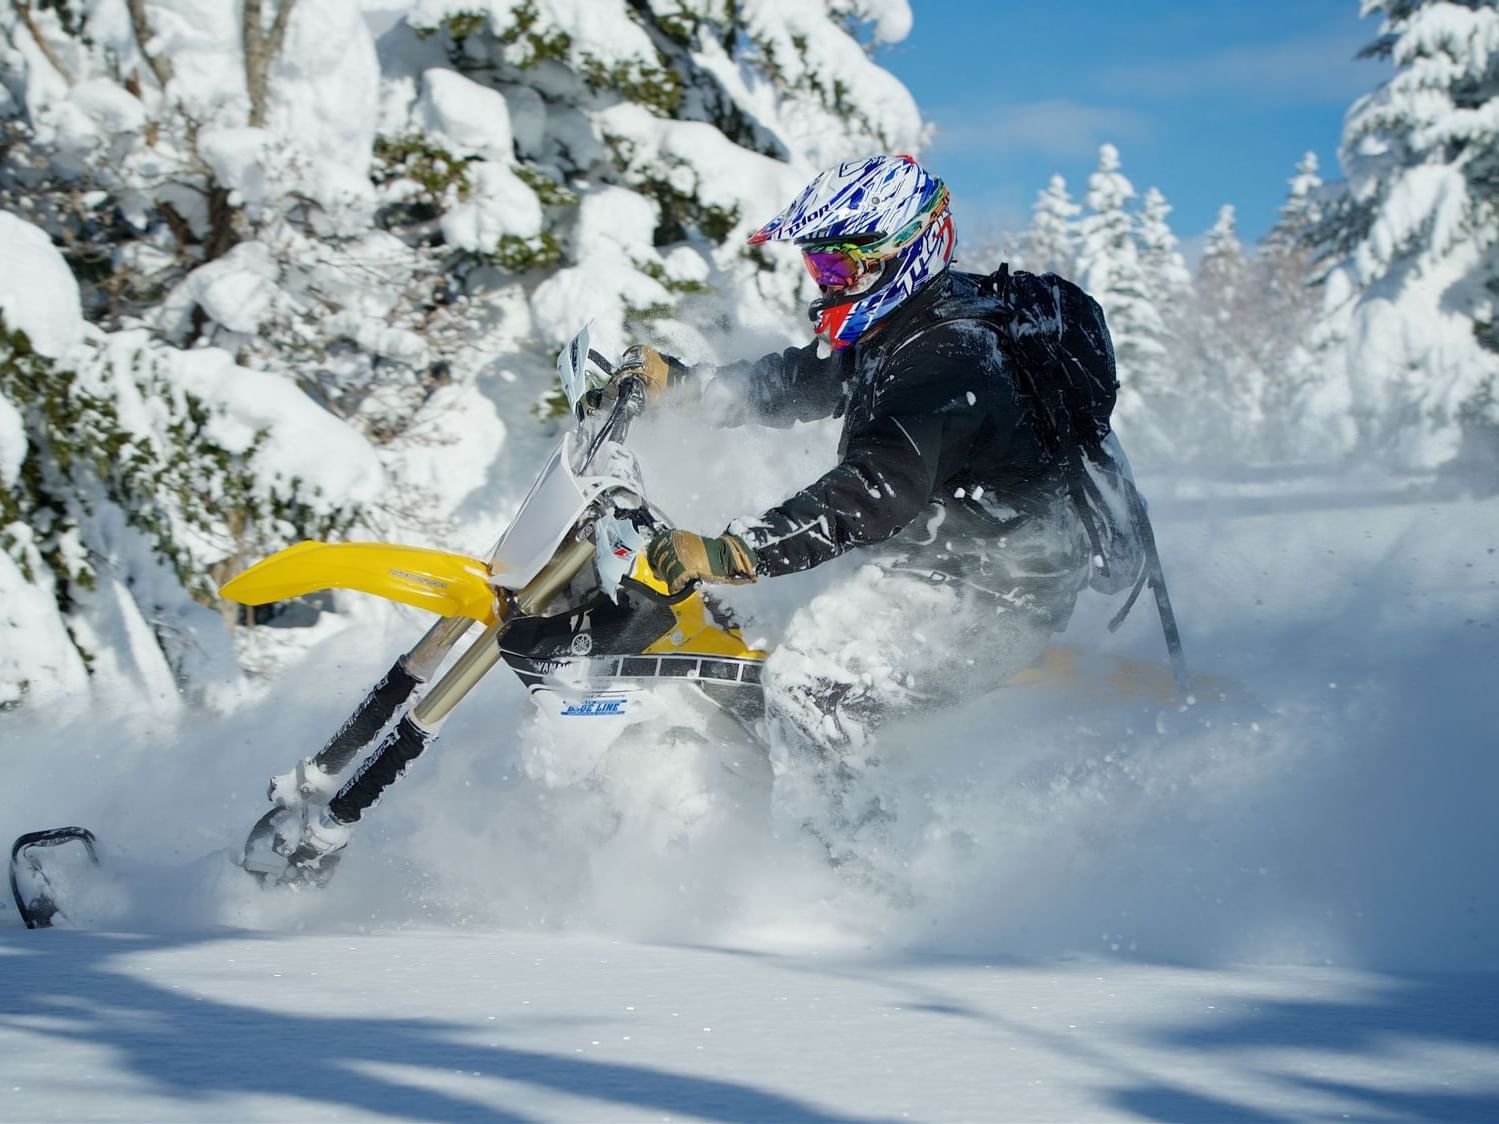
[
  {"xmin": 9, "ymin": 322, "xmax": 1196, "ymax": 928},
  {"xmin": 9, "ymin": 326, "xmax": 769, "ymax": 927}
]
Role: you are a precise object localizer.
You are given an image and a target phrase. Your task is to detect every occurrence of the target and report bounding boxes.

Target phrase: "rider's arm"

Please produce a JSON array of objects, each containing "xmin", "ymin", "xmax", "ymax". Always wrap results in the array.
[
  {"xmin": 697, "ymin": 341, "xmax": 847, "ymax": 428},
  {"xmin": 726, "ymin": 323, "xmax": 1010, "ymax": 577},
  {"xmin": 727, "ymin": 412, "xmax": 952, "ymax": 574}
]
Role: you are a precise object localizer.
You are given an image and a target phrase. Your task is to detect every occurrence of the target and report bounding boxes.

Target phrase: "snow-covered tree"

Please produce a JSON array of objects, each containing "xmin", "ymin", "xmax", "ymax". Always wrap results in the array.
[
  {"xmin": 0, "ymin": 211, "xmax": 380, "ymax": 715},
  {"xmin": 1240, "ymin": 152, "xmax": 1331, "ymax": 458},
  {"xmin": 0, "ymin": 1, "xmax": 425, "ymax": 517},
  {"xmin": 1021, "ymin": 174, "xmax": 1079, "ymax": 277},
  {"xmin": 1197, "ymin": 206, "xmax": 1248, "ymax": 317},
  {"xmin": 1267, "ymin": 152, "xmax": 1326, "ymax": 255},
  {"xmin": 0, "ymin": 2, "xmax": 388, "ymax": 712},
  {"xmin": 1076, "ymin": 144, "xmax": 1172, "ymax": 455},
  {"xmin": 1135, "ymin": 185, "xmax": 1192, "ymax": 427},
  {"xmin": 1311, "ymin": 0, "xmax": 1499, "ymax": 468},
  {"xmin": 1136, "ymin": 186, "xmax": 1191, "ymax": 305},
  {"xmin": 1178, "ymin": 204, "xmax": 1266, "ymax": 452},
  {"xmin": 0, "ymin": 0, "xmax": 925, "ymax": 708}
]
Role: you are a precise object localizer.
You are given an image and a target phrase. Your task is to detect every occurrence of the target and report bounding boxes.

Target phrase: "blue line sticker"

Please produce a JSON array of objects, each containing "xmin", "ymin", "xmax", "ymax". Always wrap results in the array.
[{"xmin": 560, "ymin": 697, "xmax": 627, "ymax": 717}]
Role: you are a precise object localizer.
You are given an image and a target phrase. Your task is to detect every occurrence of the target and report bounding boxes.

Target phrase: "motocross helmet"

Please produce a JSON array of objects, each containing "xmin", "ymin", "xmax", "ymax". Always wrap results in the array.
[{"xmin": 749, "ymin": 154, "xmax": 955, "ymax": 349}]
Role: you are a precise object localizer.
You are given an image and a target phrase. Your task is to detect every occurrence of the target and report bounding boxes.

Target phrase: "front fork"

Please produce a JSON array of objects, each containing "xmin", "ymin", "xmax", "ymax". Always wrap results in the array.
[
  {"xmin": 244, "ymin": 536, "xmax": 598, "ymax": 882},
  {"xmin": 263, "ymin": 613, "xmax": 476, "ymax": 810}
]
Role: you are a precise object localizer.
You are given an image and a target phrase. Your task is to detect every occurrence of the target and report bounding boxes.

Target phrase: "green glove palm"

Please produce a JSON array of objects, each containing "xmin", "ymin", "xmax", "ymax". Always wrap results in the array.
[{"xmin": 647, "ymin": 530, "xmax": 758, "ymax": 594}]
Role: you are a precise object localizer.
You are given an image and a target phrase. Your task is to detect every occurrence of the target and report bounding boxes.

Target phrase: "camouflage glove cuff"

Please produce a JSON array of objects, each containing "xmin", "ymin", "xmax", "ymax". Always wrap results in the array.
[
  {"xmin": 617, "ymin": 345, "xmax": 690, "ymax": 404},
  {"xmin": 646, "ymin": 530, "xmax": 759, "ymax": 594}
]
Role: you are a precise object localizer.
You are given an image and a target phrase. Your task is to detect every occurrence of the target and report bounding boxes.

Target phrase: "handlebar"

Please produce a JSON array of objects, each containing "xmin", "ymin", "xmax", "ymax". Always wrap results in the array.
[
  {"xmin": 580, "ymin": 372, "xmax": 648, "ymax": 471},
  {"xmin": 572, "ymin": 358, "xmax": 695, "ymax": 601}
]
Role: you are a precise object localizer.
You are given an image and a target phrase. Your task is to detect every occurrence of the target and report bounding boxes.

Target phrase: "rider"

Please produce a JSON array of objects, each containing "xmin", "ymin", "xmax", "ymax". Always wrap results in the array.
[
  {"xmin": 626, "ymin": 154, "xmax": 1114, "ymax": 854},
  {"xmin": 278, "ymin": 154, "xmax": 1126, "ymax": 880}
]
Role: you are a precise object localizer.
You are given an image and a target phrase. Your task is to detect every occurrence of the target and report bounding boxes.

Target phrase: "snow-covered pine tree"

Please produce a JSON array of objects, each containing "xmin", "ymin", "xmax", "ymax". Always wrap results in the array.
[
  {"xmin": 1180, "ymin": 204, "xmax": 1266, "ymax": 453},
  {"xmin": 0, "ymin": 0, "xmax": 926, "ymax": 708},
  {"xmin": 0, "ymin": 3, "xmax": 389, "ymax": 712},
  {"xmin": 1267, "ymin": 152, "xmax": 1326, "ymax": 256},
  {"xmin": 1075, "ymin": 144, "xmax": 1172, "ymax": 458},
  {"xmin": 1311, "ymin": 0, "xmax": 1499, "ymax": 469},
  {"xmin": 1195, "ymin": 207, "xmax": 1247, "ymax": 338},
  {"xmin": 1021, "ymin": 174, "xmax": 1080, "ymax": 277},
  {"xmin": 1244, "ymin": 152, "xmax": 1329, "ymax": 458},
  {"xmin": 1, "ymin": 2, "xmax": 409, "ymax": 553},
  {"xmin": 387, "ymin": 0, "xmax": 921, "ymax": 375},
  {"xmin": 0, "ymin": 211, "xmax": 380, "ymax": 715},
  {"xmin": 1137, "ymin": 187, "xmax": 1191, "ymax": 306}
]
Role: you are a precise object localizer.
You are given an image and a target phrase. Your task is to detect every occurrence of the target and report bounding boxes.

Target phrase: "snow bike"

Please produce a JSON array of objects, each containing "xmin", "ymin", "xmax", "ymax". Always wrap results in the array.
[
  {"xmin": 8, "ymin": 326, "xmax": 767, "ymax": 926},
  {"xmin": 8, "ymin": 325, "xmax": 1202, "ymax": 928}
]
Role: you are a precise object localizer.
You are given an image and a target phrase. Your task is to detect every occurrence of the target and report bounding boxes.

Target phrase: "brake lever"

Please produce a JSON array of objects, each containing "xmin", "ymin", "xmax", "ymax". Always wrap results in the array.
[{"xmin": 575, "ymin": 350, "xmax": 624, "ymax": 418}]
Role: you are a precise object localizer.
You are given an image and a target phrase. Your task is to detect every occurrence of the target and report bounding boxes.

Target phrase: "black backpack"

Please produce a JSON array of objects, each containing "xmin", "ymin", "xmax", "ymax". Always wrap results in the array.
[
  {"xmin": 983, "ymin": 264, "xmax": 1118, "ymax": 451},
  {"xmin": 980, "ymin": 264, "xmax": 1188, "ymax": 688}
]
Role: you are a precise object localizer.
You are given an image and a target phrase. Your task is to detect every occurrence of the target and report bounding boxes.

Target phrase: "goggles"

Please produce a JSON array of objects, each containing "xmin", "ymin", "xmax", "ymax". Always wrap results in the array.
[
  {"xmin": 797, "ymin": 185, "xmax": 951, "ymax": 292},
  {"xmin": 800, "ymin": 238, "xmax": 882, "ymax": 290}
]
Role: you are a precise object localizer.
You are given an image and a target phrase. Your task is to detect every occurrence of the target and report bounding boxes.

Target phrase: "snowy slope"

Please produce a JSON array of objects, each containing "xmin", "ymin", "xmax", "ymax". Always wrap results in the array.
[{"xmin": 0, "ymin": 444, "xmax": 1496, "ymax": 1119}]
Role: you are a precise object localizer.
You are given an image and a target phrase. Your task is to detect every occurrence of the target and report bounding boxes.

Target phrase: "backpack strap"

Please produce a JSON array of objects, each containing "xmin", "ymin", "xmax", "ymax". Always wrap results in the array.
[
  {"xmin": 982, "ymin": 262, "xmax": 1011, "ymax": 302},
  {"xmin": 1124, "ymin": 481, "xmax": 1190, "ymax": 692}
]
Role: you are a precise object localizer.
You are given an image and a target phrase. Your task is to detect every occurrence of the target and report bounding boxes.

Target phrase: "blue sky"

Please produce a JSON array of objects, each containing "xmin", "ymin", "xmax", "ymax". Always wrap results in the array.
[{"xmin": 878, "ymin": 0, "xmax": 1390, "ymax": 249}]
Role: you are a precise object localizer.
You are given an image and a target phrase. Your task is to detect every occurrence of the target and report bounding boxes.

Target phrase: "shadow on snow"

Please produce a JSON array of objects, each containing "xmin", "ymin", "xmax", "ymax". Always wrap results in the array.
[
  {"xmin": 1109, "ymin": 971, "xmax": 1499, "ymax": 1123},
  {"xmin": 0, "ymin": 928, "xmax": 883, "ymax": 1123}
]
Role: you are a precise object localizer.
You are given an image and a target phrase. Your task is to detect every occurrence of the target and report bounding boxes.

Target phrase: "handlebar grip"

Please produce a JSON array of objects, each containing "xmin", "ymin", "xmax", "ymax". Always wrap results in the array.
[
  {"xmin": 615, "ymin": 373, "xmax": 648, "ymax": 412},
  {"xmin": 582, "ymin": 373, "xmax": 647, "ymax": 417}
]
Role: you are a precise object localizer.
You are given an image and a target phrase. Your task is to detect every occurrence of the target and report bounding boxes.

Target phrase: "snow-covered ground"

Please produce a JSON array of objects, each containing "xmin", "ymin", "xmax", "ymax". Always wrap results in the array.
[
  {"xmin": 4, "ymin": 929, "xmax": 1496, "ymax": 1122},
  {"xmin": 2, "ymin": 443, "xmax": 1497, "ymax": 1120}
]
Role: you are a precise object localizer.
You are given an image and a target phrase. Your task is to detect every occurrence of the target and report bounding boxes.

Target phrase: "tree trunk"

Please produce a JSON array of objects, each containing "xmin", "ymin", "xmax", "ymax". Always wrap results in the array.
[
  {"xmin": 124, "ymin": 0, "xmax": 173, "ymax": 88},
  {"xmin": 242, "ymin": 0, "xmax": 298, "ymax": 129},
  {"xmin": 203, "ymin": 184, "xmax": 239, "ymax": 263}
]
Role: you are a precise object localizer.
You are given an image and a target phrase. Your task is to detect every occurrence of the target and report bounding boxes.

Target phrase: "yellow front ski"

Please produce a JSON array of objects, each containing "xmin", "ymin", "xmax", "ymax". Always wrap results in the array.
[{"xmin": 220, "ymin": 541, "xmax": 499, "ymax": 623}]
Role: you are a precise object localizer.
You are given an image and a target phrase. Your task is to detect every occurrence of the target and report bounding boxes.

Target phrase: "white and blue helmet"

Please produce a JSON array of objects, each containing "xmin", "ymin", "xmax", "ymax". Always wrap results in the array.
[{"xmin": 750, "ymin": 154, "xmax": 955, "ymax": 349}]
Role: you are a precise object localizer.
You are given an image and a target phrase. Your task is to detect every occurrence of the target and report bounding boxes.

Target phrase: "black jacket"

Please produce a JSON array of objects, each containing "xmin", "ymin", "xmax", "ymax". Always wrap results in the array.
[{"xmin": 713, "ymin": 269, "xmax": 1077, "ymax": 578}]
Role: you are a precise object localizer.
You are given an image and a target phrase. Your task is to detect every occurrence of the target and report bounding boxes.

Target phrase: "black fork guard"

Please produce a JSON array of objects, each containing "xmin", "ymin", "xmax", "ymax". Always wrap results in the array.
[{"xmin": 9, "ymin": 827, "xmax": 100, "ymax": 929}]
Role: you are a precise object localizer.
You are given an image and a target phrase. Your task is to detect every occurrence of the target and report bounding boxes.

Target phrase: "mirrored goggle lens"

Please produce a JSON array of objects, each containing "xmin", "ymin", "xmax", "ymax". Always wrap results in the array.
[{"xmin": 802, "ymin": 248, "xmax": 862, "ymax": 288}]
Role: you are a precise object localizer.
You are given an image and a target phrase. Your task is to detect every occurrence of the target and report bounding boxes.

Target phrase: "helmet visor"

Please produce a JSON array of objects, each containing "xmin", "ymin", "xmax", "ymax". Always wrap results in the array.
[{"xmin": 801, "ymin": 244, "xmax": 874, "ymax": 290}]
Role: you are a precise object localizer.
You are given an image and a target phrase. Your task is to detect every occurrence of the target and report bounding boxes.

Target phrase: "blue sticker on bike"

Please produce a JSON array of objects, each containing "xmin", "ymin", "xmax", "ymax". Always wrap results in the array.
[{"xmin": 561, "ymin": 697, "xmax": 627, "ymax": 717}]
